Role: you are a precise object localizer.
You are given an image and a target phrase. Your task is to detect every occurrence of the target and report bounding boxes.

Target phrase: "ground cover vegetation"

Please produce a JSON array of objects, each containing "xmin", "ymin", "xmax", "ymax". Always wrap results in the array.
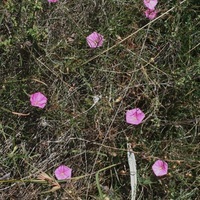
[{"xmin": 0, "ymin": 0, "xmax": 199, "ymax": 199}]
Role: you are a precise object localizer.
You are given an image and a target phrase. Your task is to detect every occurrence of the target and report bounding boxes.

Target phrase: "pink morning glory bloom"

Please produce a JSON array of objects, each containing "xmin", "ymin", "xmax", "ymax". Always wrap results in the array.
[
  {"xmin": 126, "ymin": 108, "xmax": 145, "ymax": 125},
  {"xmin": 54, "ymin": 165, "xmax": 72, "ymax": 180},
  {"xmin": 143, "ymin": 0, "xmax": 158, "ymax": 10},
  {"xmin": 152, "ymin": 160, "xmax": 168, "ymax": 176},
  {"xmin": 48, "ymin": 0, "xmax": 58, "ymax": 3},
  {"xmin": 145, "ymin": 9, "xmax": 158, "ymax": 20},
  {"xmin": 86, "ymin": 32, "xmax": 104, "ymax": 48},
  {"xmin": 30, "ymin": 92, "xmax": 47, "ymax": 108}
]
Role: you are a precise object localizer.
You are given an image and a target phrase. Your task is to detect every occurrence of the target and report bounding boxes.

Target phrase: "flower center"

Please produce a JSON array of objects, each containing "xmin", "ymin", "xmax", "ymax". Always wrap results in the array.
[
  {"xmin": 133, "ymin": 116, "xmax": 137, "ymax": 120},
  {"xmin": 94, "ymin": 39, "xmax": 99, "ymax": 45},
  {"xmin": 60, "ymin": 171, "xmax": 66, "ymax": 177}
]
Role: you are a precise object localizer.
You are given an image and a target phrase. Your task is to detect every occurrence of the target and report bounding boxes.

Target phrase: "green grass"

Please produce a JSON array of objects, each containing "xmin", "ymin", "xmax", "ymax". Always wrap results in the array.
[{"xmin": 0, "ymin": 0, "xmax": 199, "ymax": 199}]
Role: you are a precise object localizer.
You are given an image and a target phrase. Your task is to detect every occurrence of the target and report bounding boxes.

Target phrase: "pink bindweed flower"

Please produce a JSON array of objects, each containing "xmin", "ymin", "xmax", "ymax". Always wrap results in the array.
[
  {"xmin": 30, "ymin": 92, "xmax": 47, "ymax": 109},
  {"xmin": 126, "ymin": 108, "xmax": 145, "ymax": 125},
  {"xmin": 48, "ymin": 0, "xmax": 58, "ymax": 3},
  {"xmin": 86, "ymin": 31, "xmax": 104, "ymax": 48},
  {"xmin": 145, "ymin": 9, "xmax": 158, "ymax": 20},
  {"xmin": 152, "ymin": 160, "xmax": 168, "ymax": 176},
  {"xmin": 54, "ymin": 165, "xmax": 72, "ymax": 180},
  {"xmin": 143, "ymin": 0, "xmax": 158, "ymax": 10}
]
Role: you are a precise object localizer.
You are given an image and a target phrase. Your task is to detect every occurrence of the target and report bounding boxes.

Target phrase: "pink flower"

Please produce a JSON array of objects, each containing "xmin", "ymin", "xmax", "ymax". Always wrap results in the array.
[
  {"xmin": 126, "ymin": 108, "xmax": 145, "ymax": 125},
  {"xmin": 152, "ymin": 160, "xmax": 168, "ymax": 176},
  {"xmin": 54, "ymin": 165, "xmax": 72, "ymax": 180},
  {"xmin": 143, "ymin": 0, "xmax": 158, "ymax": 10},
  {"xmin": 145, "ymin": 9, "xmax": 158, "ymax": 20},
  {"xmin": 48, "ymin": 0, "xmax": 58, "ymax": 2},
  {"xmin": 30, "ymin": 92, "xmax": 47, "ymax": 108},
  {"xmin": 86, "ymin": 32, "xmax": 104, "ymax": 48}
]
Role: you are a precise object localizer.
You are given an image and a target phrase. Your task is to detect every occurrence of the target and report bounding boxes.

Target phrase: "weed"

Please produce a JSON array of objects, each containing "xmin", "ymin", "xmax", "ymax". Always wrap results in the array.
[{"xmin": 0, "ymin": 0, "xmax": 199, "ymax": 199}]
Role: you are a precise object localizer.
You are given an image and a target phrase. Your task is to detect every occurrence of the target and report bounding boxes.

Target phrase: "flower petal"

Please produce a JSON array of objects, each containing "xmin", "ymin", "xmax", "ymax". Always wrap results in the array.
[
  {"xmin": 152, "ymin": 160, "xmax": 168, "ymax": 176},
  {"xmin": 54, "ymin": 165, "xmax": 72, "ymax": 180},
  {"xmin": 30, "ymin": 92, "xmax": 47, "ymax": 108},
  {"xmin": 86, "ymin": 32, "xmax": 104, "ymax": 48},
  {"xmin": 126, "ymin": 108, "xmax": 145, "ymax": 125}
]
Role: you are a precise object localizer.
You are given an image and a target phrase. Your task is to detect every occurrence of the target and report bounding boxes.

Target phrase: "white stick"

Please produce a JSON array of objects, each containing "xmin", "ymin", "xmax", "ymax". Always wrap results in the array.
[{"xmin": 127, "ymin": 143, "xmax": 137, "ymax": 200}]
